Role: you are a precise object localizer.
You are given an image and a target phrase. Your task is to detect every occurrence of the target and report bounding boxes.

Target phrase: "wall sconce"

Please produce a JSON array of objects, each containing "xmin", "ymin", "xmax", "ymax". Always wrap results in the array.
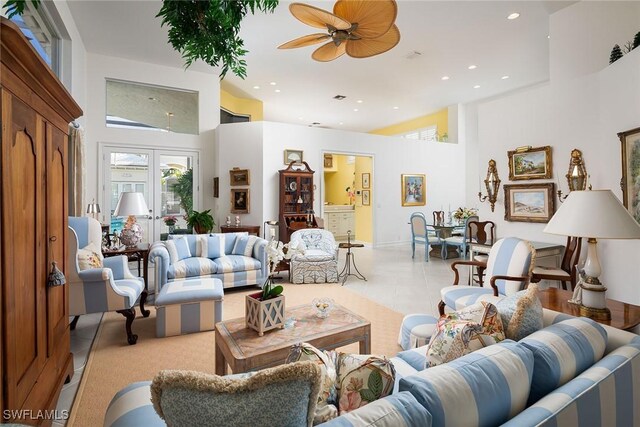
[
  {"xmin": 558, "ymin": 149, "xmax": 588, "ymax": 202},
  {"xmin": 478, "ymin": 159, "xmax": 501, "ymax": 212}
]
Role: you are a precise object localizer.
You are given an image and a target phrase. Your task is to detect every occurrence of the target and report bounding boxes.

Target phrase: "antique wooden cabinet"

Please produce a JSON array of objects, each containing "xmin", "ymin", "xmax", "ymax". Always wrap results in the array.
[
  {"xmin": 278, "ymin": 162, "xmax": 316, "ymax": 242},
  {"xmin": 1, "ymin": 18, "xmax": 83, "ymax": 424}
]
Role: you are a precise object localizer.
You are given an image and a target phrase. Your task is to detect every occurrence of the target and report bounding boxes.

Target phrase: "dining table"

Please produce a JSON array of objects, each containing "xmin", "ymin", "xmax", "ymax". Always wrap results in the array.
[{"xmin": 428, "ymin": 222, "xmax": 464, "ymax": 259}]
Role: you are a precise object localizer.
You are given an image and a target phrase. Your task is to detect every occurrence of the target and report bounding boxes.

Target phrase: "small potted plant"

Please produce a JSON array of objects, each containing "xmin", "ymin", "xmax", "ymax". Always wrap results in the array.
[
  {"xmin": 163, "ymin": 215, "xmax": 178, "ymax": 233},
  {"xmin": 186, "ymin": 209, "xmax": 215, "ymax": 234},
  {"xmin": 246, "ymin": 240, "xmax": 305, "ymax": 336}
]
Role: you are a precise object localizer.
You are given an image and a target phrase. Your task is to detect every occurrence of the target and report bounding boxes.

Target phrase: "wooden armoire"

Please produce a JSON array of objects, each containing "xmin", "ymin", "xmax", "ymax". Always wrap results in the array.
[
  {"xmin": 1, "ymin": 17, "xmax": 82, "ymax": 424},
  {"xmin": 278, "ymin": 161, "xmax": 317, "ymax": 242}
]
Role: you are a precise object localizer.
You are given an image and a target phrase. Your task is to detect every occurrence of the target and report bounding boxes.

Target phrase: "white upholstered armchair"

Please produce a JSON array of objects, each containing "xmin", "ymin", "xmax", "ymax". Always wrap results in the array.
[{"xmin": 289, "ymin": 229, "xmax": 339, "ymax": 284}]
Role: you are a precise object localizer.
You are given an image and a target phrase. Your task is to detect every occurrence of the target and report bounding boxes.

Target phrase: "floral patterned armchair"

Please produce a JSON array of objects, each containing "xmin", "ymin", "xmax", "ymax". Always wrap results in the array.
[{"xmin": 289, "ymin": 229, "xmax": 339, "ymax": 284}]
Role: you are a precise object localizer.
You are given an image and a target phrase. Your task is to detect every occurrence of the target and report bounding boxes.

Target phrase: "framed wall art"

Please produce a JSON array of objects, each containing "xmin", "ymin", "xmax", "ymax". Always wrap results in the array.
[
  {"xmin": 231, "ymin": 188, "xmax": 249, "ymax": 214},
  {"xmin": 504, "ymin": 183, "xmax": 555, "ymax": 223},
  {"xmin": 213, "ymin": 177, "xmax": 219, "ymax": 198},
  {"xmin": 362, "ymin": 190, "xmax": 371, "ymax": 206},
  {"xmin": 362, "ymin": 172, "xmax": 370, "ymax": 189},
  {"xmin": 507, "ymin": 146, "xmax": 552, "ymax": 180},
  {"xmin": 284, "ymin": 149, "xmax": 304, "ymax": 165},
  {"xmin": 324, "ymin": 153, "xmax": 333, "ymax": 168},
  {"xmin": 618, "ymin": 126, "xmax": 640, "ymax": 224},
  {"xmin": 229, "ymin": 168, "xmax": 250, "ymax": 186},
  {"xmin": 401, "ymin": 174, "xmax": 426, "ymax": 206}
]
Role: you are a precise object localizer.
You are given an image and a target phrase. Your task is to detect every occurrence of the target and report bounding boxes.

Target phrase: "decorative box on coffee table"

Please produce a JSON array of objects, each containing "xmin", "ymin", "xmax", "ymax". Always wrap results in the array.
[{"xmin": 245, "ymin": 293, "xmax": 285, "ymax": 336}]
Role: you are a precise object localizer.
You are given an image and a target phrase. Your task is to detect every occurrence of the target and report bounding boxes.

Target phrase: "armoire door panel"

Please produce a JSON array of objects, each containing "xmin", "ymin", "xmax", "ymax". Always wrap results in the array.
[{"xmin": 2, "ymin": 92, "xmax": 47, "ymax": 409}]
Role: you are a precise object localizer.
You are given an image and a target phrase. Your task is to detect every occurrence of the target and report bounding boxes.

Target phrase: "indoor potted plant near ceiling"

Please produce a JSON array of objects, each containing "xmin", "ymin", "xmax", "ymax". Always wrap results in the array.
[
  {"xmin": 186, "ymin": 209, "xmax": 215, "ymax": 234},
  {"xmin": 246, "ymin": 240, "xmax": 304, "ymax": 336}
]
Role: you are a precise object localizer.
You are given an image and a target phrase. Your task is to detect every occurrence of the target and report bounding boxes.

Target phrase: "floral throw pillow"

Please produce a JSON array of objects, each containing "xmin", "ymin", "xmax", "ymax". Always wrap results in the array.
[
  {"xmin": 425, "ymin": 301, "xmax": 505, "ymax": 368},
  {"xmin": 77, "ymin": 243, "xmax": 103, "ymax": 271},
  {"xmin": 335, "ymin": 353, "xmax": 395, "ymax": 414}
]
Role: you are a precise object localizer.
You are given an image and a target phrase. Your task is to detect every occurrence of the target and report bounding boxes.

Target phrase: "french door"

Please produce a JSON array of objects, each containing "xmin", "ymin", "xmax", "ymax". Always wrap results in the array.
[{"xmin": 101, "ymin": 145, "xmax": 199, "ymax": 243}]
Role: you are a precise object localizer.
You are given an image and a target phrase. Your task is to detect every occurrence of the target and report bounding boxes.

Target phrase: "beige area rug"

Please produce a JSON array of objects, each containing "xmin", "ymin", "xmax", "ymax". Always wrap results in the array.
[{"xmin": 68, "ymin": 283, "xmax": 404, "ymax": 426}]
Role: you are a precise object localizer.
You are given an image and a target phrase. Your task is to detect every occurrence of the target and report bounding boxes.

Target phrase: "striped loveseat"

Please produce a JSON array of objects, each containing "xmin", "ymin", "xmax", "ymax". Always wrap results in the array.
[{"xmin": 149, "ymin": 232, "xmax": 268, "ymax": 292}]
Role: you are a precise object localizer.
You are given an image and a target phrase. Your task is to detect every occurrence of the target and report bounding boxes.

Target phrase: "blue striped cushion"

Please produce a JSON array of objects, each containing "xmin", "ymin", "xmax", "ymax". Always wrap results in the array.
[
  {"xmin": 223, "ymin": 232, "xmax": 249, "ymax": 254},
  {"xmin": 104, "ymin": 381, "xmax": 164, "ymax": 427},
  {"xmin": 214, "ymin": 255, "xmax": 261, "ymax": 273},
  {"xmin": 398, "ymin": 314, "xmax": 438, "ymax": 350},
  {"xmin": 484, "ymin": 237, "xmax": 534, "ymax": 295},
  {"xmin": 232, "ymin": 235, "xmax": 259, "ymax": 257},
  {"xmin": 320, "ymin": 391, "xmax": 432, "ymax": 427},
  {"xmin": 440, "ymin": 286, "xmax": 495, "ymax": 311},
  {"xmin": 165, "ymin": 236, "xmax": 192, "ymax": 263},
  {"xmin": 503, "ymin": 337, "xmax": 640, "ymax": 427},
  {"xmin": 520, "ymin": 317, "xmax": 607, "ymax": 405},
  {"xmin": 396, "ymin": 346, "xmax": 428, "ymax": 371},
  {"xmin": 399, "ymin": 340, "xmax": 534, "ymax": 427},
  {"xmin": 167, "ymin": 257, "xmax": 217, "ymax": 280},
  {"xmin": 197, "ymin": 234, "xmax": 225, "ymax": 259}
]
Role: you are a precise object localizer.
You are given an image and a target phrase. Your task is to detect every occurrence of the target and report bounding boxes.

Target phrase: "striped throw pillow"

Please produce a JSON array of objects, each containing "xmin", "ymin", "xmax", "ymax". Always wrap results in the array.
[
  {"xmin": 399, "ymin": 340, "xmax": 534, "ymax": 427},
  {"xmin": 520, "ymin": 317, "xmax": 607, "ymax": 405},
  {"xmin": 198, "ymin": 234, "xmax": 225, "ymax": 259},
  {"xmin": 165, "ymin": 236, "xmax": 192, "ymax": 263},
  {"xmin": 232, "ymin": 235, "xmax": 258, "ymax": 257}
]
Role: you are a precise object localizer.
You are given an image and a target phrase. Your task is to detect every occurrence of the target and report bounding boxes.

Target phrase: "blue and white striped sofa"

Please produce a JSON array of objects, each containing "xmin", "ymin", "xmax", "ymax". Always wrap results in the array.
[
  {"xmin": 149, "ymin": 232, "xmax": 268, "ymax": 292},
  {"xmin": 104, "ymin": 309, "xmax": 640, "ymax": 426}
]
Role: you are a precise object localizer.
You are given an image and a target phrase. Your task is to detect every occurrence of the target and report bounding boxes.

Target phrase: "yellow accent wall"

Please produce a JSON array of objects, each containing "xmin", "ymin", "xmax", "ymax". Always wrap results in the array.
[
  {"xmin": 368, "ymin": 108, "xmax": 448, "ymax": 137},
  {"xmin": 220, "ymin": 89, "xmax": 263, "ymax": 121},
  {"xmin": 354, "ymin": 156, "xmax": 373, "ymax": 243},
  {"xmin": 324, "ymin": 154, "xmax": 354, "ymax": 205}
]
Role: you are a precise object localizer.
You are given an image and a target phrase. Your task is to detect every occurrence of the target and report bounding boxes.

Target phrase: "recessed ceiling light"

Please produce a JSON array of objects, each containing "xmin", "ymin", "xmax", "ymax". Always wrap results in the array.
[
  {"xmin": 356, "ymin": 100, "xmax": 363, "ymax": 104},
  {"xmin": 501, "ymin": 75, "xmax": 510, "ymax": 80},
  {"xmin": 441, "ymin": 76, "xmax": 450, "ymax": 81},
  {"xmin": 353, "ymin": 108, "xmax": 359, "ymax": 112},
  {"xmin": 270, "ymin": 82, "xmax": 277, "ymax": 86},
  {"xmin": 473, "ymin": 85, "xmax": 481, "ymax": 89},
  {"xmin": 393, "ymin": 106, "xmax": 399, "ymax": 110},
  {"xmin": 275, "ymin": 89, "xmax": 281, "ymax": 93},
  {"xmin": 507, "ymin": 12, "xmax": 520, "ymax": 20},
  {"xmin": 339, "ymin": 122, "xmax": 344, "ymax": 125},
  {"xmin": 468, "ymin": 65, "xmax": 477, "ymax": 70},
  {"xmin": 298, "ymin": 116, "xmax": 304, "ymax": 120},
  {"xmin": 253, "ymin": 85, "xmax": 260, "ymax": 89},
  {"xmin": 547, "ymin": 35, "xmax": 551, "ymax": 39},
  {"xmin": 148, "ymin": 97, "xmax": 157, "ymax": 101}
]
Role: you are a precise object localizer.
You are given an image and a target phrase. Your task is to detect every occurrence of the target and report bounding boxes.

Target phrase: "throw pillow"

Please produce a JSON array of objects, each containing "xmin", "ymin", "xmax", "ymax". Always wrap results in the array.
[
  {"xmin": 496, "ymin": 284, "xmax": 543, "ymax": 341},
  {"xmin": 165, "ymin": 236, "xmax": 191, "ymax": 263},
  {"xmin": 425, "ymin": 301, "xmax": 505, "ymax": 368},
  {"xmin": 231, "ymin": 235, "xmax": 259, "ymax": 257},
  {"xmin": 335, "ymin": 353, "xmax": 396, "ymax": 415},
  {"xmin": 77, "ymin": 246, "xmax": 102, "ymax": 270},
  {"xmin": 286, "ymin": 343, "xmax": 338, "ymax": 424},
  {"xmin": 150, "ymin": 362, "xmax": 322, "ymax": 427},
  {"xmin": 197, "ymin": 234, "xmax": 225, "ymax": 259}
]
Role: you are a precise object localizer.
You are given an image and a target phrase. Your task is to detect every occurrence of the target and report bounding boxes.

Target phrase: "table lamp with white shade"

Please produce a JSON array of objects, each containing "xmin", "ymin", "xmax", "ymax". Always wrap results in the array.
[
  {"xmin": 113, "ymin": 192, "xmax": 149, "ymax": 248},
  {"xmin": 543, "ymin": 189, "xmax": 640, "ymax": 320}
]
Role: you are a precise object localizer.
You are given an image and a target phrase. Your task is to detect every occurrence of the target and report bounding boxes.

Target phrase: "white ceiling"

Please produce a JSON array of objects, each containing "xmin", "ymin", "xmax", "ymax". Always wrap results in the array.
[{"xmin": 67, "ymin": 0, "xmax": 574, "ymax": 133}]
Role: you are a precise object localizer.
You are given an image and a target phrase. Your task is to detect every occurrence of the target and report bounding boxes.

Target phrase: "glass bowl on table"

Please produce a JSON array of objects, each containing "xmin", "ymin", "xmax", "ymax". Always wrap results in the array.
[{"xmin": 312, "ymin": 298, "xmax": 335, "ymax": 318}]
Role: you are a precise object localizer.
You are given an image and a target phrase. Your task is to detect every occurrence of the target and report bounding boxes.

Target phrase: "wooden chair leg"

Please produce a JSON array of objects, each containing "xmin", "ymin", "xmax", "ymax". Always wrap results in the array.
[
  {"xmin": 560, "ymin": 280, "xmax": 568, "ymax": 291},
  {"xmin": 438, "ymin": 300, "xmax": 446, "ymax": 317},
  {"xmin": 139, "ymin": 290, "xmax": 150, "ymax": 318},
  {"xmin": 411, "ymin": 241, "xmax": 415, "ymax": 259},
  {"xmin": 116, "ymin": 308, "xmax": 138, "ymax": 345},
  {"xmin": 70, "ymin": 315, "xmax": 81, "ymax": 330},
  {"xmin": 477, "ymin": 266, "xmax": 486, "ymax": 287}
]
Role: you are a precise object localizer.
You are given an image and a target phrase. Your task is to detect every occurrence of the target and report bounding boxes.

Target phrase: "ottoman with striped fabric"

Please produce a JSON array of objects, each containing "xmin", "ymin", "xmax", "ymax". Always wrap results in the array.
[
  {"xmin": 155, "ymin": 278, "xmax": 223, "ymax": 337},
  {"xmin": 398, "ymin": 314, "xmax": 438, "ymax": 350}
]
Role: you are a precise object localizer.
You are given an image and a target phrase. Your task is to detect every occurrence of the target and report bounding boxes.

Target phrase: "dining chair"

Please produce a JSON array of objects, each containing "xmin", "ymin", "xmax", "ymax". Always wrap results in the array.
[
  {"xmin": 466, "ymin": 220, "xmax": 496, "ymax": 285},
  {"xmin": 441, "ymin": 215, "xmax": 479, "ymax": 259},
  {"xmin": 410, "ymin": 212, "xmax": 441, "ymax": 262},
  {"xmin": 438, "ymin": 237, "xmax": 535, "ymax": 316},
  {"xmin": 531, "ymin": 236, "xmax": 582, "ymax": 290},
  {"xmin": 432, "ymin": 211, "xmax": 445, "ymax": 225}
]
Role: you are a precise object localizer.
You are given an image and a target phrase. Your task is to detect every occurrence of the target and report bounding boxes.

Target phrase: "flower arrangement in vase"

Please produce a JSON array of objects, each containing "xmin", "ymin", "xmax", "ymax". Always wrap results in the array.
[
  {"xmin": 245, "ymin": 239, "xmax": 305, "ymax": 336},
  {"xmin": 163, "ymin": 215, "xmax": 178, "ymax": 233},
  {"xmin": 452, "ymin": 207, "xmax": 478, "ymax": 225}
]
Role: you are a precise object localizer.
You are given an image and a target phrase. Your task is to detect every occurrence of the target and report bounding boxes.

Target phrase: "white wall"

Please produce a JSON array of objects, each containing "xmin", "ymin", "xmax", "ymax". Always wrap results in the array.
[
  {"xmin": 215, "ymin": 121, "xmax": 467, "ymax": 246},
  {"xmin": 472, "ymin": 2, "xmax": 640, "ymax": 305},
  {"xmin": 84, "ymin": 53, "xmax": 220, "ymax": 216}
]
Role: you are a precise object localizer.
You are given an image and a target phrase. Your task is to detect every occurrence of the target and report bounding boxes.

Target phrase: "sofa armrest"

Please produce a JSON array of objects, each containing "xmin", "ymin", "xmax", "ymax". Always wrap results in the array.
[
  {"xmin": 252, "ymin": 238, "xmax": 269, "ymax": 279},
  {"xmin": 149, "ymin": 242, "xmax": 170, "ymax": 292},
  {"xmin": 79, "ymin": 267, "xmax": 112, "ymax": 282},
  {"xmin": 103, "ymin": 255, "xmax": 136, "ymax": 281}
]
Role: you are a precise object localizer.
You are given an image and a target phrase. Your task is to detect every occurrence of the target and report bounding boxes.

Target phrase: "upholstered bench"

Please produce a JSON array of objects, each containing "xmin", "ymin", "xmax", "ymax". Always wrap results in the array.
[
  {"xmin": 398, "ymin": 314, "xmax": 437, "ymax": 350},
  {"xmin": 155, "ymin": 278, "xmax": 223, "ymax": 337}
]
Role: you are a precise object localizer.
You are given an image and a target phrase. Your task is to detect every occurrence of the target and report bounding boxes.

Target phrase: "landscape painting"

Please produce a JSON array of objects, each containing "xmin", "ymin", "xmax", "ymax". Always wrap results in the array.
[
  {"xmin": 508, "ymin": 146, "xmax": 552, "ymax": 180},
  {"xmin": 401, "ymin": 174, "xmax": 426, "ymax": 206},
  {"xmin": 504, "ymin": 183, "xmax": 555, "ymax": 223},
  {"xmin": 619, "ymin": 126, "xmax": 640, "ymax": 224}
]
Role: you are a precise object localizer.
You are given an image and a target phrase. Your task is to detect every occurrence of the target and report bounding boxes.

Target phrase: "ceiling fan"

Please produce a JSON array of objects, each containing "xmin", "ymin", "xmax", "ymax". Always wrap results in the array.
[{"xmin": 278, "ymin": 0, "xmax": 400, "ymax": 62}]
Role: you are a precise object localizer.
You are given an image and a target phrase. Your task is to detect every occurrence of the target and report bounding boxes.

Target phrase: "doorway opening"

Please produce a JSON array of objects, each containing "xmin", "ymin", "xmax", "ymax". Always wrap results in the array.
[{"xmin": 322, "ymin": 153, "xmax": 373, "ymax": 244}]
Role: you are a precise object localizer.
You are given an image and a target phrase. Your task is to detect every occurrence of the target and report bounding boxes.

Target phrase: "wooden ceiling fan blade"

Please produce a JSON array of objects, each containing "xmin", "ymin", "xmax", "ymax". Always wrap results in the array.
[
  {"xmin": 346, "ymin": 24, "xmax": 400, "ymax": 58},
  {"xmin": 312, "ymin": 41, "xmax": 347, "ymax": 62},
  {"xmin": 334, "ymin": 0, "xmax": 397, "ymax": 39},
  {"xmin": 278, "ymin": 33, "xmax": 331, "ymax": 49},
  {"xmin": 289, "ymin": 3, "xmax": 351, "ymax": 31}
]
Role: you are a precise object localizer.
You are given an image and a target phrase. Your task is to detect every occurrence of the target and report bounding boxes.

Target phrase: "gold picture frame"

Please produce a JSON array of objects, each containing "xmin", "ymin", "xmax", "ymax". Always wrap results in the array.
[
  {"xmin": 401, "ymin": 174, "xmax": 426, "ymax": 206},
  {"xmin": 324, "ymin": 154, "xmax": 333, "ymax": 168},
  {"xmin": 507, "ymin": 146, "xmax": 552, "ymax": 180},
  {"xmin": 362, "ymin": 173, "xmax": 370, "ymax": 189},
  {"xmin": 362, "ymin": 190, "xmax": 371, "ymax": 206},
  {"xmin": 618, "ymin": 126, "xmax": 640, "ymax": 224},
  {"xmin": 283, "ymin": 149, "xmax": 303, "ymax": 165},
  {"xmin": 229, "ymin": 168, "xmax": 250, "ymax": 186},
  {"xmin": 230, "ymin": 188, "xmax": 249, "ymax": 214},
  {"xmin": 504, "ymin": 183, "xmax": 555, "ymax": 223}
]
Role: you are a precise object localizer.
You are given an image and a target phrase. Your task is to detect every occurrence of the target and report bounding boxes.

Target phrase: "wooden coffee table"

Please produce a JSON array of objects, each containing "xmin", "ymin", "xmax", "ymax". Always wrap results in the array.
[
  {"xmin": 538, "ymin": 288, "xmax": 640, "ymax": 331},
  {"xmin": 215, "ymin": 303, "xmax": 371, "ymax": 375}
]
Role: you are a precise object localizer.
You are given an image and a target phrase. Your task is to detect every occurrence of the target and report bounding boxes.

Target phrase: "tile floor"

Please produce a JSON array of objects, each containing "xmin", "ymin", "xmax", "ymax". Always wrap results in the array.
[{"xmin": 55, "ymin": 242, "xmax": 491, "ymax": 423}]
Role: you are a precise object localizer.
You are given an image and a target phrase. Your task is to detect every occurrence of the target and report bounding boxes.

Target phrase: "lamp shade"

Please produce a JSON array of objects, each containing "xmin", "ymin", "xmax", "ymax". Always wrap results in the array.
[
  {"xmin": 86, "ymin": 200, "xmax": 101, "ymax": 214},
  {"xmin": 113, "ymin": 192, "xmax": 149, "ymax": 217},
  {"xmin": 544, "ymin": 190, "xmax": 640, "ymax": 239}
]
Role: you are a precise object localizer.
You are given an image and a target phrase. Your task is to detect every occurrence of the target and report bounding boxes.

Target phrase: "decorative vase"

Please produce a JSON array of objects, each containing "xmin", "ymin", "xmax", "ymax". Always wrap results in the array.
[
  {"xmin": 167, "ymin": 224, "xmax": 175, "ymax": 233},
  {"xmin": 119, "ymin": 222, "xmax": 143, "ymax": 247},
  {"xmin": 245, "ymin": 292, "xmax": 285, "ymax": 336},
  {"xmin": 194, "ymin": 225, "xmax": 208, "ymax": 234}
]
